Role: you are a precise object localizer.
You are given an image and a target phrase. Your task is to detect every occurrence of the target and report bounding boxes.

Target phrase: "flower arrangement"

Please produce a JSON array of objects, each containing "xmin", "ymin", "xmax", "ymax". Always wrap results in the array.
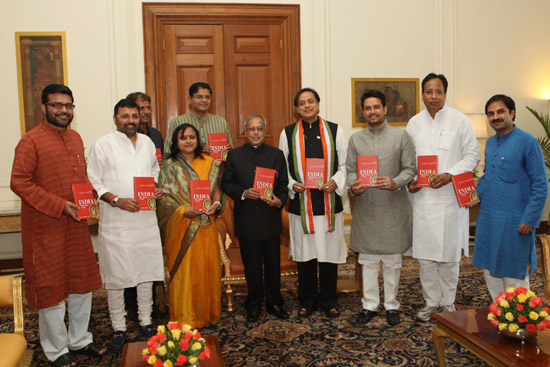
[
  {"xmin": 142, "ymin": 322, "xmax": 211, "ymax": 367},
  {"xmin": 488, "ymin": 287, "xmax": 550, "ymax": 334}
]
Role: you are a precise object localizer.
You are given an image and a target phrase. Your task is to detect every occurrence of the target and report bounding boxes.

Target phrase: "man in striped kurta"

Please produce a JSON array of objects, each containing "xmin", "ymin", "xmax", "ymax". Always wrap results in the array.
[
  {"xmin": 11, "ymin": 84, "xmax": 104, "ymax": 367},
  {"xmin": 164, "ymin": 82, "xmax": 233, "ymax": 156}
]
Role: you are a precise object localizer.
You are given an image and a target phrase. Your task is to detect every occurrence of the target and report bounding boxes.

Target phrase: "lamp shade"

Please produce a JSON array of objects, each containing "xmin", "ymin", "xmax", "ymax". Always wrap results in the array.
[{"xmin": 467, "ymin": 114, "xmax": 489, "ymax": 139}]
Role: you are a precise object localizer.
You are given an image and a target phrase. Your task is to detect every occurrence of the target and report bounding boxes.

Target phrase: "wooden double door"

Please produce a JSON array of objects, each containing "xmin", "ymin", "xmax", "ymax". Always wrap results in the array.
[{"xmin": 143, "ymin": 3, "xmax": 301, "ymax": 147}]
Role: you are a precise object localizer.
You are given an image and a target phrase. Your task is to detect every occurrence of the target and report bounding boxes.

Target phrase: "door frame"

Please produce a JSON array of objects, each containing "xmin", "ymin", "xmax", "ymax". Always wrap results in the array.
[{"xmin": 142, "ymin": 3, "xmax": 301, "ymax": 135}]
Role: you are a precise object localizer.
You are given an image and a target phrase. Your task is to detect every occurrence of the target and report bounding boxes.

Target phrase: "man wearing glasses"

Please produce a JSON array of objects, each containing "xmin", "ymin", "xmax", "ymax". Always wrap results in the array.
[
  {"xmin": 406, "ymin": 73, "xmax": 480, "ymax": 322},
  {"xmin": 11, "ymin": 84, "xmax": 106, "ymax": 367},
  {"xmin": 164, "ymin": 82, "xmax": 233, "ymax": 156},
  {"xmin": 87, "ymin": 99, "xmax": 164, "ymax": 350},
  {"xmin": 221, "ymin": 114, "xmax": 289, "ymax": 322}
]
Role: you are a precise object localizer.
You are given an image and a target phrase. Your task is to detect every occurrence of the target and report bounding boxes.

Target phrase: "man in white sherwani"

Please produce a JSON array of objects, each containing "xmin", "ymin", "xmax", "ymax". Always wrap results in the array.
[
  {"xmin": 406, "ymin": 73, "xmax": 480, "ymax": 321},
  {"xmin": 87, "ymin": 99, "xmax": 164, "ymax": 349},
  {"xmin": 346, "ymin": 89, "xmax": 416, "ymax": 326}
]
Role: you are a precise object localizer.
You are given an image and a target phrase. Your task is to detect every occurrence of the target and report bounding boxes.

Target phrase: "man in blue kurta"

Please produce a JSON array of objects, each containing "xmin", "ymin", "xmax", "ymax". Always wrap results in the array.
[{"xmin": 473, "ymin": 94, "xmax": 548, "ymax": 301}]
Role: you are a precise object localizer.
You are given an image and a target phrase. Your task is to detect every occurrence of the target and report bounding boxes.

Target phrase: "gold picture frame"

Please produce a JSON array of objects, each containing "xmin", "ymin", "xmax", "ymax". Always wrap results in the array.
[
  {"xmin": 15, "ymin": 32, "xmax": 69, "ymax": 135},
  {"xmin": 352, "ymin": 78, "xmax": 419, "ymax": 127}
]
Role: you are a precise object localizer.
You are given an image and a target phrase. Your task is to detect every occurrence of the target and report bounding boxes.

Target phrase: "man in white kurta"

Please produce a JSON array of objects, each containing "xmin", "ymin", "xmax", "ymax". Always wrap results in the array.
[
  {"xmin": 87, "ymin": 99, "xmax": 164, "ymax": 349},
  {"xmin": 406, "ymin": 74, "xmax": 480, "ymax": 322},
  {"xmin": 279, "ymin": 88, "xmax": 347, "ymax": 319}
]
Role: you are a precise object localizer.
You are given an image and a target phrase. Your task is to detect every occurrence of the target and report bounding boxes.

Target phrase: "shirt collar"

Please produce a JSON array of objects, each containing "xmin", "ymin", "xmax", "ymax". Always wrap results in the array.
[
  {"xmin": 366, "ymin": 120, "xmax": 388, "ymax": 134},
  {"xmin": 190, "ymin": 111, "xmax": 210, "ymax": 121},
  {"xmin": 41, "ymin": 121, "xmax": 67, "ymax": 135}
]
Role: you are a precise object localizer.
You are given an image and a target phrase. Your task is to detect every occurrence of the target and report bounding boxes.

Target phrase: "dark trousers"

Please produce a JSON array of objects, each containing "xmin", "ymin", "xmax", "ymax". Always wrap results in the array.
[
  {"xmin": 239, "ymin": 237, "xmax": 284, "ymax": 312},
  {"xmin": 297, "ymin": 259, "xmax": 338, "ymax": 310},
  {"xmin": 124, "ymin": 284, "xmax": 158, "ymax": 315}
]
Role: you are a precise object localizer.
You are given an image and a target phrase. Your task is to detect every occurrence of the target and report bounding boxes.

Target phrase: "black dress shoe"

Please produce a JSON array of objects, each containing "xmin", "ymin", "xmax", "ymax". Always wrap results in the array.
[
  {"xmin": 355, "ymin": 309, "xmax": 377, "ymax": 324},
  {"xmin": 266, "ymin": 305, "xmax": 289, "ymax": 319},
  {"xmin": 246, "ymin": 309, "xmax": 261, "ymax": 322},
  {"xmin": 110, "ymin": 330, "xmax": 126, "ymax": 351},
  {"xmin": 141, "ymin": 324, "xmax": 157, "ymax": 339},
  {"xmin": 386, "ymin": 310, "xmax": 401, "ymax": 326}
]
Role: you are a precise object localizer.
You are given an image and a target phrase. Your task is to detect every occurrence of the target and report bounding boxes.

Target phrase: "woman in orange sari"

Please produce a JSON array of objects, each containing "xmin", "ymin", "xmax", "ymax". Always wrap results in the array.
[{"xmin": 157, "ymin": 123, "xmax": 223, "ymax": 328}]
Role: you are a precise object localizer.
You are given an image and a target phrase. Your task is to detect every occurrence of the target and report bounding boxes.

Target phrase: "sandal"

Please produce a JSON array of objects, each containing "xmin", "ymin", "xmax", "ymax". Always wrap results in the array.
[
  {"xmin": 71, "ymin": 342, "xmax": 107, "ymax": 357},
  {"xmin": 52, "ymin": 353, "xmax": 75, "ymax": 367},
  {"xmin": 324, "ymin": 307, "xmax": 340, "ymax": 319},
  {"xmin": 298, "ymin": 304, "xmax": 316, "ymax": 318}
]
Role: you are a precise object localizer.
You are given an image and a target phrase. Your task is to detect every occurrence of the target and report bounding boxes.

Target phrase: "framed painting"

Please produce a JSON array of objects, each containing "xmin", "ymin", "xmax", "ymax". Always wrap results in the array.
[
  {"xmin": 352, "ymin": 78, "xmax": 419, "ymax": 127},
  {"xmin": 15, "ymin": 32, "xmax": 68, "ymax": 135}
]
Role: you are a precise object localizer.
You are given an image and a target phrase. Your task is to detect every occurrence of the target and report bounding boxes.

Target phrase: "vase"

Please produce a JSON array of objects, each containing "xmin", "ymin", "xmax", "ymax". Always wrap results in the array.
[{"xmin": 499, "ymin": 328, "xmax": 538, "ymax": 340}]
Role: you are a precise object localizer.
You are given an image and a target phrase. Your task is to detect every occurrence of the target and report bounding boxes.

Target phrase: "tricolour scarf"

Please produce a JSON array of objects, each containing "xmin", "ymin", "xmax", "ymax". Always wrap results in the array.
[{"xmin": 291, "ymin": 117, "xmax": 336, "ymax": 234}]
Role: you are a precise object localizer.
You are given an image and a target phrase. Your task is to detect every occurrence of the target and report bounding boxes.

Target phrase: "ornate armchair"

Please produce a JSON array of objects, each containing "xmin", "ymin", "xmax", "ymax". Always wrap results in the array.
[
  {"xmin": 216, "ymin": 197, "xmax": 298, "ymax": 312},
  {"xmin": 0, "ymin": 274, "xmax": 28, "ymax": 367},
  {"xmin": 538, "ymin": 235, "xmax": 550, "ymax": 306}
]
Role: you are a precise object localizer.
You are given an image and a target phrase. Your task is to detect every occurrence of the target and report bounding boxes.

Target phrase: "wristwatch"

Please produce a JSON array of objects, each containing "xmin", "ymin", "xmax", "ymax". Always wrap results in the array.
[{"xmin": 111, "ymin": 196, "xmax": 119, "ymax": 207}]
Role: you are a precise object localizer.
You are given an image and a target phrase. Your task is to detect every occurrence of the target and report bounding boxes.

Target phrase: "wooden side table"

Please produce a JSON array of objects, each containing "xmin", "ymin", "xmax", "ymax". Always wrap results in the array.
[{"xmin": 432, "ymin": 308, "xmax": 550, "ymax": 367}]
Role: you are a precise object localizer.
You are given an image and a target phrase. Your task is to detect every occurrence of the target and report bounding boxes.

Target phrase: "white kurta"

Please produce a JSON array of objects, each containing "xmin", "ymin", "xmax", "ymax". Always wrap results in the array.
[
  {"xmin": 406, "ymin": 106, "xmax": 480, "ymax": 262},
  {"xmin": 279, "ymin": 124, "xmax": 348, "ymax": 264},
  {"xmin": 87, "ymin": 131, "xmax": 164, "ymax": 289}
]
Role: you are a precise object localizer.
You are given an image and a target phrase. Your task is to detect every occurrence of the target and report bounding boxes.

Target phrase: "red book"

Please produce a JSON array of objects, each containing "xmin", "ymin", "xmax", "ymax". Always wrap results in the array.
[
  {"xmin": 190, "ymin": 180, "xmax": 212, "ymax": 212},
  {"xmin": 451, "ymin": 171, "xmax": 479, "ymax": 207},
  {"xmin": 209, "ymin": 133, "xmax": 228, "ymax": 161},
  {"xmin": 253, "ymin": 167, "xmax": 276, "ymax": 199},
  {"xmin": 155, "ymin": 148, "xmax": 162, "ymax": 161},
  {"xmin": 133, "ymin": 177, "xmax": 156, "ymax": 210},
  {"xmin": 72, "ymin": 182, "xmax": 98, "ymax": 220},
  {"xmin": 305, "ymin": 158, "xmax": 325, "ymax": 189},
  {"xmin": 357, "ymin": 155, "xmax": 378, "ymax": 187},
  {"xmin": 417, "ymin": 155, "xmax": 438, "ymax": 187}
]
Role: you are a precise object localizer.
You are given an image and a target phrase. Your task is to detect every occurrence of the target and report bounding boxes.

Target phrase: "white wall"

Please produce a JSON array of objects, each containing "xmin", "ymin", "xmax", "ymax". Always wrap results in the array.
[{"xmin": 2, "ymin": 0, "xmax": 550, "ymax": 257}]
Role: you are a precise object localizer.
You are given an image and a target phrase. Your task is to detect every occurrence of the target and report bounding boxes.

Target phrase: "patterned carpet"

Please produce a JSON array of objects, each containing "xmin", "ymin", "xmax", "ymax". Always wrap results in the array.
[{"xmin": 1, "ymin": 243, "xmax": 545, "ymax": 367}]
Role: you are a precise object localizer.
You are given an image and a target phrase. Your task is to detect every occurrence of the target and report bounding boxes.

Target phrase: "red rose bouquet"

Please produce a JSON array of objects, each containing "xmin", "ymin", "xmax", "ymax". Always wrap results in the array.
[
  {"xmin": 142, "ymin": 322, "xmax": 211, "ymax": 367},
  {"xmin": 487, "ymin": 287, "xmax": 550, "ymax": 335}
]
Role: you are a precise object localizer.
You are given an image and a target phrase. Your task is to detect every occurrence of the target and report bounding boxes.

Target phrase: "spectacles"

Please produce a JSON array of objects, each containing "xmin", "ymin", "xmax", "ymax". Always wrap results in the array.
[
  {"xmin": 424, "ymin": 89, "xmax": 445, "ymax": 96},
  {"xmin": 246, "ymin": 126, "xmax": 265, "ymax": 132},
  {"xmin": 192, "ymin": 94, "xmax": 212, "ymax": 100},
  {"xmin": 45, "ymin": 102, "xmax": 75, "ymax": 110},
  {"xmin": 116, "ymin": 114, "xmax": 139, "ymax": 120}
]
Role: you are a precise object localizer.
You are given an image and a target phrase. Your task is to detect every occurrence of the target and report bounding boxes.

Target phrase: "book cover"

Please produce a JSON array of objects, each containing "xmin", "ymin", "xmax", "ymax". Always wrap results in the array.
[
  {"xmin": 357, "ymin": 155, "xmax": 378, "ymax": 187},
  {"xmin": 417, "ymin": 155, "xmax": 438, "ymax": 187},
  {"xmin": 133, "ymin": 177, "xmax": 156, "ymax": 210},
  {"xmin": 155, "ymin": 148, "xmax": 162, "ymax": 161},
  {"xmin": 209, "ymin": 133, "xmax": 229, "ymax": 161},
  {"xmin": 305, "ymin": 158, "xmax": 325, "ymax": 189},
  {"xmin": 190, "ymin": 180, "xmax": 212, "ymax": 212},
  {"xmin": 451, "ymin": 171, "xmax": 479, "ymax": 207},
  {"xmin": 72, "ymin": 182, "xmax": 98, "ymax": 220},
  {"xmin": 253, "ymin": 167, "xmax": 276, "ymax": 199}
]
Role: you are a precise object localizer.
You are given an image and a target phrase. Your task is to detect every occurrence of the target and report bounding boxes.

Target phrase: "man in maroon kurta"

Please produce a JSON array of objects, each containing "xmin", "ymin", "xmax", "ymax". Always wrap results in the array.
[{"xmin": 11, "ymin": 84, "xmax": 104, "ymax": 367}]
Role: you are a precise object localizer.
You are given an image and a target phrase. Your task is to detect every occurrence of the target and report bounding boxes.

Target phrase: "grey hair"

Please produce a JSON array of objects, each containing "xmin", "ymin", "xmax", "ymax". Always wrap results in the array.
[{"xmin": 243, "ymin": 113, "xmax": 267, "ymax": 130}]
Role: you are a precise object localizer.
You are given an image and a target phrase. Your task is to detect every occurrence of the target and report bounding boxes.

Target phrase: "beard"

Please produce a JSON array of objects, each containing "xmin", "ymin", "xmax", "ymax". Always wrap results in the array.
[
  {"xmin": 118, "ymin": 123, "xmax": 138, "ymax": 137},
  {"xmin": 45, "ymin": 110, "xmax": 73, "ymax": 128}
]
